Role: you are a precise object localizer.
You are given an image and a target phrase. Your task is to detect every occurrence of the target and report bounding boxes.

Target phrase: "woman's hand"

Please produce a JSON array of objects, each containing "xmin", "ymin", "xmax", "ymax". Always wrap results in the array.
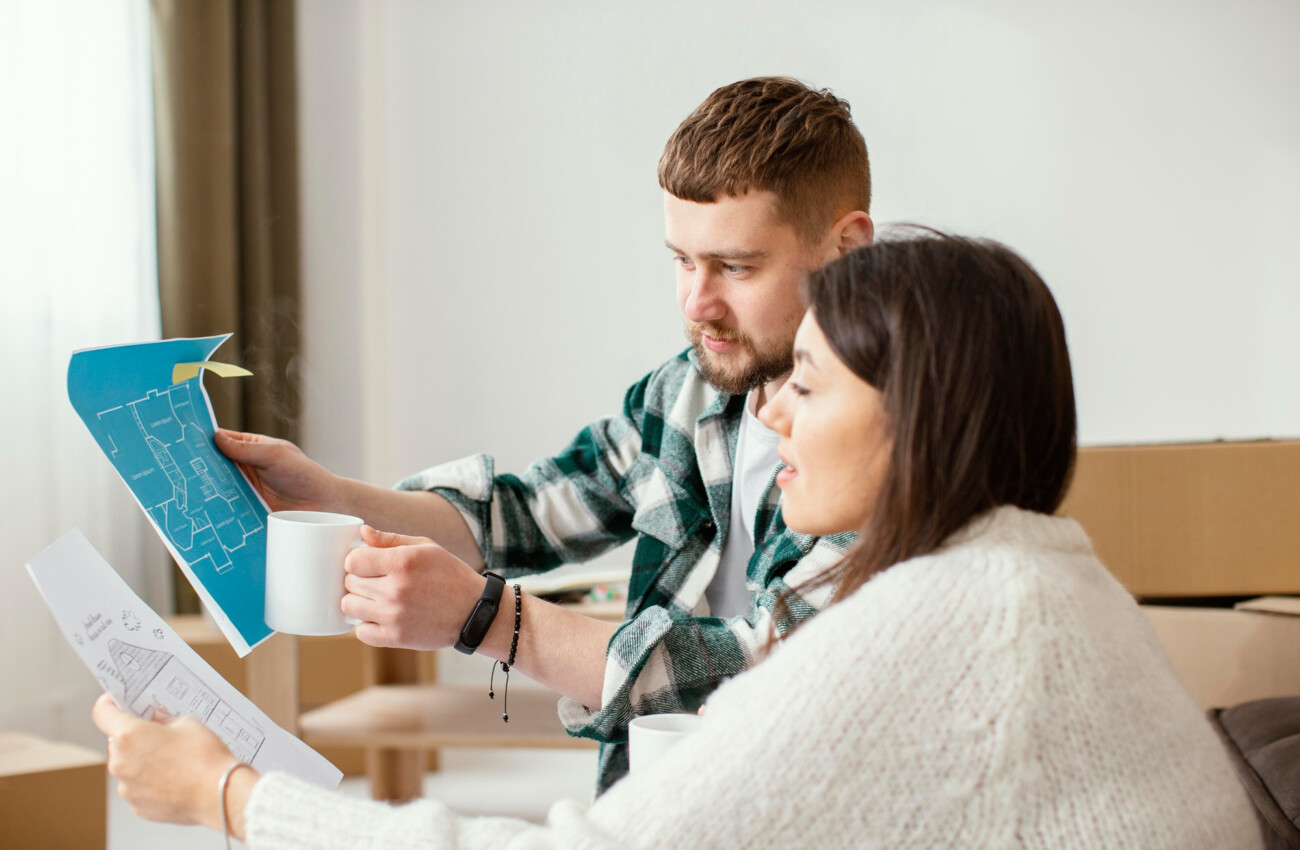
[{"xmin": 91, "ymin": 694, "xmax": 258, "ymax": 832}]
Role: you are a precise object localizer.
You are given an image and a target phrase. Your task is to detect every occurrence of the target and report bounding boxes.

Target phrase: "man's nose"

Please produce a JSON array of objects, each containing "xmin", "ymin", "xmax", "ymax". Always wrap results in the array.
[{"xmin": 683, "ymin": 269, "xmax": 726, "ymax": 324}]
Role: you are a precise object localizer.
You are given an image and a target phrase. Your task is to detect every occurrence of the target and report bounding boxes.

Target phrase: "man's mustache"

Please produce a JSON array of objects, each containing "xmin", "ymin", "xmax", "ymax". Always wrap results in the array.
[{"xmin": 686, "ymin": 322, "xmax": 744, "ymax": 344}]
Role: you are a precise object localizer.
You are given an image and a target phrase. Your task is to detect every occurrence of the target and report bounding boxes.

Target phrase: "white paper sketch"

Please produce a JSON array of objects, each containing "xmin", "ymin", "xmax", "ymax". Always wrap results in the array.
[
  {"xmin": 108, "ymin": 638, "xmax": 266, "ymax": 764},
  {"xmin": 26, "ymin": 529, "xmax": 342, "ymax": 789}
]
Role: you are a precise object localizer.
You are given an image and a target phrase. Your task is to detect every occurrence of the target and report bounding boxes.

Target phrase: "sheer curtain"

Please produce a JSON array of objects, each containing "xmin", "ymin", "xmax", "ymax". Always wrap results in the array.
[{"xmin": 0, "ymin": 0, "xmax": 171, "ymax": 748}]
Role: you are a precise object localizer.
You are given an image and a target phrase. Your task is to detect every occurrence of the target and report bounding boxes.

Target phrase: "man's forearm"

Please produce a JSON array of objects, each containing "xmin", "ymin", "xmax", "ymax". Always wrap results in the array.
[
  {"xmin": 334, "ymin": 479, "xmax": 486, "ymax": 570},
  {"xmin": 329, "ymin": 477, "xmax": 615, "ymax": 707},
  {"xmin": 477, "ymin": 592, "xmax": 616, "ymax": 710}
]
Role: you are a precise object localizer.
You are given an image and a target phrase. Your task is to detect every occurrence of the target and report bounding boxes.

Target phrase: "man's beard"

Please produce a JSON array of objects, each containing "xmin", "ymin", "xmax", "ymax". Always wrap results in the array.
[{"xmin": 686, "ymin": 321, "xmax": 794, "ymax": 396}]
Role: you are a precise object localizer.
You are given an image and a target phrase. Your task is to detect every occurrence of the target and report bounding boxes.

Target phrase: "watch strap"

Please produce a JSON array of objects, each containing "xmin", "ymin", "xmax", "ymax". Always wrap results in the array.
[{"xmin": 454, "ymin": 571, "xmax": 506, "ymax": 654}]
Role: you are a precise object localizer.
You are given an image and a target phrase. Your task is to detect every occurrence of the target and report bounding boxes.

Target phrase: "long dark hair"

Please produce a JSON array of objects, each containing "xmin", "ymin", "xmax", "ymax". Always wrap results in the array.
[{"xmin": 804, "ymin": 227, "xmax": 1077, "ymax": 602}]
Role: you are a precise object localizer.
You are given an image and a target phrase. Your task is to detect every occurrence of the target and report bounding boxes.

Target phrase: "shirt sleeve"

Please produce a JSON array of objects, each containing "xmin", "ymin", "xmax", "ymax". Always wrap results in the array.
[
  {"xmin": 394, "ymin": 374, "xmax": 653, "ymax": 576},
  {"xmin": 555, "ymin": 531, "xmax": 853, "ymax": 741},
  {"xmin": 244, "ymin": 772, "xmax": 623, "ymax": 850}
]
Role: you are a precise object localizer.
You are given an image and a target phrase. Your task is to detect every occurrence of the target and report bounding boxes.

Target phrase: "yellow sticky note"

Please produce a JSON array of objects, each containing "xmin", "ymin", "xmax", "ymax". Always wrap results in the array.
[{"xmin": 171, "ymin": 361, "xmax": 254, "ymax": 385}]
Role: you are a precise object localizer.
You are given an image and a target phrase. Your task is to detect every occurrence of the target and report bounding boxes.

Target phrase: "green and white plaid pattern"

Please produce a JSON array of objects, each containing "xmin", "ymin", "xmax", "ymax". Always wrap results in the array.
[{"xmin": 397, "ymin": 349, "xmax": 855, "ymax": 792}]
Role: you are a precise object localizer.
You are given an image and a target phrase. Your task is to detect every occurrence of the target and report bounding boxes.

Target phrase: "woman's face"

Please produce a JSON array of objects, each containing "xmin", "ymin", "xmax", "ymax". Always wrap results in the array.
[{"xmin": 759, "ymin": 310, "xmax": 891, "ymax": 536}]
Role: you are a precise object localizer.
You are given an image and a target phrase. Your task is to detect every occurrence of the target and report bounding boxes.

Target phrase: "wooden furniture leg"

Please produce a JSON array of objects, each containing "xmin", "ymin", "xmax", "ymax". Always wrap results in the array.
[
  {"xmin": 246, "ymin": 632, "xmax": 300, "ymax": 733},
  {"xmin": 362, "ymin": 646, "xmax": 431, "ymax": 800}
]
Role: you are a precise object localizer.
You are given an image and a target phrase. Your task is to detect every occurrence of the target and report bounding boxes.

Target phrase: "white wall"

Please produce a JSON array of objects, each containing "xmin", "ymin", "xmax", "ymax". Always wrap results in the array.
[{"xmin": 299, "ymin": 0, "xmax": 1300, "ymax": 493}]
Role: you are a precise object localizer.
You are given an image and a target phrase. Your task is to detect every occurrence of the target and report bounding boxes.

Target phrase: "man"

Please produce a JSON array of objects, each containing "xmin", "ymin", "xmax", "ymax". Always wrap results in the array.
[{"xmin": 218, "ymin": 76, "xmax": 873, "ymax": 791}]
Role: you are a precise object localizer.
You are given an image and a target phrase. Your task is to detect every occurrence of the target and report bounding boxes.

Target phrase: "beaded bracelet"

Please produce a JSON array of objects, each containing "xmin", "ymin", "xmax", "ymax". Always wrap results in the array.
[{"xmin": 489, "ymin": 583, "xmax": 522, "ymax": 722}]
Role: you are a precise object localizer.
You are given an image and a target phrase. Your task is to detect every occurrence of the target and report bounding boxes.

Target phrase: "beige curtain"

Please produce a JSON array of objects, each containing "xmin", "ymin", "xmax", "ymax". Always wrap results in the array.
[{"xmin": 150, "ymin": 0, "xmax": 301, "ymax": 611}]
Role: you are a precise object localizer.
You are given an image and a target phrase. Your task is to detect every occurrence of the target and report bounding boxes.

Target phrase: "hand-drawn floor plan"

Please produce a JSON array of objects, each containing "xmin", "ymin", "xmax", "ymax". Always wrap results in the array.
[
  {"xmin": 27, "ymin": 530, "xmax": 342, "ymax": 787},
  {"xmin": 97, "ymin": 382, "xmax": 262, "ymax": 576},
  {"xmin": 109, "ymin": 638, "xmax": 265, "ymax": 763}
]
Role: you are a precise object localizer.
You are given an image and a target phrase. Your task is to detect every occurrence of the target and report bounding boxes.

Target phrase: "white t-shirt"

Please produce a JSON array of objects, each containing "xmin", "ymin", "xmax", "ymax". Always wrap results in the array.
[{"xmin": 705, "ymin": 392, "xmax": 781, "ymax": 619}]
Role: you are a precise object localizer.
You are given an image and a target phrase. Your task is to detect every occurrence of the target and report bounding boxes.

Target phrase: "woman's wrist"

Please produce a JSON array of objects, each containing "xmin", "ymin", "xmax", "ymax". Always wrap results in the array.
[
  {"xmin": 203, "ymin": 760, "xmax": 260, "ymax": 839},
  {"xmin": 221, "ymin": 764, "xmax": 260, "ymax": 841}
]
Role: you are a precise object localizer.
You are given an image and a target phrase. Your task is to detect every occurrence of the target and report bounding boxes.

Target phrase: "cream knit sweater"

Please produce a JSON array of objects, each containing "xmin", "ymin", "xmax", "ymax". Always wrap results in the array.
[{"xmin": 245, "ymin": 507, "xmax": 1263, "ymax": 849}]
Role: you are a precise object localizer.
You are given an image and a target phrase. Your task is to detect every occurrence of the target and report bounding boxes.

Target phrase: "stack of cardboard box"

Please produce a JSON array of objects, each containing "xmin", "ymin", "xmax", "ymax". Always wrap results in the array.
[
  {"xmin": 1061, "ymin": 440, "xmax": 1300, "ymax": 708},
  {"xmin": 0, "ymin": 732, "xmax": 106, "ymax": 849}
]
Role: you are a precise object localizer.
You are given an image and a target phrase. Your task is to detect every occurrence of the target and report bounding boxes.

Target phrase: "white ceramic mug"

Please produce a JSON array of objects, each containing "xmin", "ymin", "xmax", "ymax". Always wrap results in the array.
[
  {"xmin": 265, "ymin": 510, "xmax": 365, "ymax": 635},
  {"xmin": 628, "ymin": 713, "xmax": 704, "ymax": 774}
]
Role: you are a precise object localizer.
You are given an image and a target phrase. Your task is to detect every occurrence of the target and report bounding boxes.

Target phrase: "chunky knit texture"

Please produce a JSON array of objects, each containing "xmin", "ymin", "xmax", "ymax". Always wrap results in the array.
[
  {"xmin": 396, "ymin": 348, "xmax": 853, "ymax": 791},
  {"xmin": 245, "ymin": 507, "xmax": 1264, "ymax": 849}
]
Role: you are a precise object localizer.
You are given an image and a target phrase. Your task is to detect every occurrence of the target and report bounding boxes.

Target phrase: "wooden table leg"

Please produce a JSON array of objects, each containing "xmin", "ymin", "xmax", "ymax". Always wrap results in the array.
[
  {"xmin": 362, "ymin": 646, "xmax": 434, "ymax": 801},
  {"xmin": 364, "ymin": 747, "xmax": 426, "ymax": 802},
  {"xmin": 246, "ymin": 632, "xmax": 300, "ymax": 733}
]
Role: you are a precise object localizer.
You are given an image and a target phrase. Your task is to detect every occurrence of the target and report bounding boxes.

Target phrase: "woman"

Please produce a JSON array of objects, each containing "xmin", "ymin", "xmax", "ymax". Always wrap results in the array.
[{"xmin": 93, "ymin": 230, "xmax": 1263, "ymax": 848}]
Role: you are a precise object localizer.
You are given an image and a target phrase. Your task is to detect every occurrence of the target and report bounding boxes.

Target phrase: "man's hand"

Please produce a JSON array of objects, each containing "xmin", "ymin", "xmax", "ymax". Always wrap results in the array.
[
  {"xmin": 215, "ymin": 429, "xmax": 342, "ymax": 514},
  {"xmin": 342, "ymin": 526, "xmax": 616, "ymax": 709},
  {"xmin": 342, "ymin": 526, "xmax": 486, "ymax": 651}
]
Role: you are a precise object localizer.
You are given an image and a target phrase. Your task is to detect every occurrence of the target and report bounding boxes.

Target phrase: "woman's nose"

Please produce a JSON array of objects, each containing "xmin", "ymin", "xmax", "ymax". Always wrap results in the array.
[{"xmin": 759, "ymin": 383, "xmax": 792, "ymax": 435}]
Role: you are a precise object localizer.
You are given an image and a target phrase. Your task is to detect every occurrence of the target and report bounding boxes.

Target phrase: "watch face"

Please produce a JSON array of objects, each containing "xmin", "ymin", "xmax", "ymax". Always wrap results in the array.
[{"xmin": 462, "ymin": 599, "xmax": 498, "ymax": 646}]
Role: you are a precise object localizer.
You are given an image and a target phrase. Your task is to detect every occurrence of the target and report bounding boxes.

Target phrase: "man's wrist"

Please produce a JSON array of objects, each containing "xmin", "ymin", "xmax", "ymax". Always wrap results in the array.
[
  {"xmin": 478, "ymin": 587, "xmax": 528, "ymax": 662},
  {"xmin": 329, "ymin": 475, "xmax": 367, "ymax": 517},
  {"xmin": 454, "ymin": 571, "xmax": 506, "ymax": 654}
]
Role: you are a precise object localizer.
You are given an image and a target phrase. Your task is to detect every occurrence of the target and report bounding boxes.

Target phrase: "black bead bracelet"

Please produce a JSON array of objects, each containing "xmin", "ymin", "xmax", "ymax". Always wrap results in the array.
[{"xmin": 489, "ymin": 583, "xmax": 522, "ymax": 722}]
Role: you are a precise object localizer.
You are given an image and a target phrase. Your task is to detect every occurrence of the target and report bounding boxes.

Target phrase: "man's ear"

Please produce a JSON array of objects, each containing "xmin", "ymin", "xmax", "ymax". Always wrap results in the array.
[{"xmin": 830, "ymin": 211, "xmax": 874, "ymax": 256}]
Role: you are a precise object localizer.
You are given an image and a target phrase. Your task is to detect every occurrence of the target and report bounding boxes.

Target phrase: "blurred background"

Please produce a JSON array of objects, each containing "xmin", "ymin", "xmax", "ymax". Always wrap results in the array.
[{"xmin": 2, "ymin": 0, "xmax": 1298, "ymax": 771}]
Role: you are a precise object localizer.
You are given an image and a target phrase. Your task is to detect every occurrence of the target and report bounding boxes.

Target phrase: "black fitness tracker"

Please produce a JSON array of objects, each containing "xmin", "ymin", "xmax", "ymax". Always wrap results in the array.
[{"xmin": 454, "ymin": 571, "xmax": 506, "ymax": 654}]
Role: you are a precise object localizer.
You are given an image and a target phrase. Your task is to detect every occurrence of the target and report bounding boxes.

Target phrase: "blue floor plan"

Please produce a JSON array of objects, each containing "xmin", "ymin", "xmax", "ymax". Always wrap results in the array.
[{"xmin": 68, "ymin": 335, "xmax": 272, "ymax": 654}]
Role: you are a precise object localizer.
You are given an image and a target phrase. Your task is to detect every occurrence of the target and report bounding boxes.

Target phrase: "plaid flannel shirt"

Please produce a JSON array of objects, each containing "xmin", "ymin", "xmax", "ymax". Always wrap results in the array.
[{"xmin": 397, "ymin": 349, "xmax": 854, "ymax": 792}]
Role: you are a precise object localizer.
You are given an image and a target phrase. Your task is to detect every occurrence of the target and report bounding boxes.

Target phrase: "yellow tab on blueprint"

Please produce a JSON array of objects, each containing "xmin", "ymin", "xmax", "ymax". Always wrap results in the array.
[{"xmin": 171, "ymin": 361, "xmax": 254, "ymax": 385}]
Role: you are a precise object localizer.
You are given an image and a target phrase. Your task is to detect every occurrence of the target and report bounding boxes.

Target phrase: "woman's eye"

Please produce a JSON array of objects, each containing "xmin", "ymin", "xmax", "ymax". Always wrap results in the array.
[{"xmin": 790, "ymin": 382, "xmax": 810, "ymax": 397}]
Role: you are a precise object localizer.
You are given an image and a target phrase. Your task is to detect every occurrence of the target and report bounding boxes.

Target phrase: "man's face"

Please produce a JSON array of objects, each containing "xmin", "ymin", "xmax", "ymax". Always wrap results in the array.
[{"xmin": 664, "ymin": 190, "xmax": 821, "ymax": 396}]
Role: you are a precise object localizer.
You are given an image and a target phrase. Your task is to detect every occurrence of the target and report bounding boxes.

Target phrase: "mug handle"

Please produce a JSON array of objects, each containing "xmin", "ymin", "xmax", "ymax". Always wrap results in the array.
[{"xmin": 344, "ymin": 538, "xmax": 367, "ymax": 627}]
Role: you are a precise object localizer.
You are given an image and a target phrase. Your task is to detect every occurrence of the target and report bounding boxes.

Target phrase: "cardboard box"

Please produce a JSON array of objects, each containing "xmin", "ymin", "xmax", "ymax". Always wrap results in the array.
[
  {"xmin": 1061, "ymin": 440, "xmax": 1300, "ymax": 597},
  {"xmin": 0, "ymin": 732, "xmax": 106, "ymax": 849},
  {"xmin": 1143, "ymin": 600, "xmax": 1300, "ymax": 709}
]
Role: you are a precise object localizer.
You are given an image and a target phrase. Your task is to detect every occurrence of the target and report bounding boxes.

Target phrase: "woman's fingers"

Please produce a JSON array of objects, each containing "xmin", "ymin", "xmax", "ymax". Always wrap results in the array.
[{"xmin": 91, "ymin": 692, "xmax": 135, "ymax": 739}]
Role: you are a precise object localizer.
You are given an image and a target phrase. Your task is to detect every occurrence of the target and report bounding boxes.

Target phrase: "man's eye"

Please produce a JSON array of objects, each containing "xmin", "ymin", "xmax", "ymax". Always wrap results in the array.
[
  {"xmin": 674, "ymin": 255, "xmax": 694, "ymax": 269},
  {"xmin": 723, "ymin": 263, "xmax": 747, "ymax": 275}
]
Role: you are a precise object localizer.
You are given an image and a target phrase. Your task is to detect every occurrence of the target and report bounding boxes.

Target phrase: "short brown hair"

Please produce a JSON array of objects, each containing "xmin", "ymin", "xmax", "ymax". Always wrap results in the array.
[{"xmin": 658, "ymin": 77, "xmax": 871, "ymax": 245}]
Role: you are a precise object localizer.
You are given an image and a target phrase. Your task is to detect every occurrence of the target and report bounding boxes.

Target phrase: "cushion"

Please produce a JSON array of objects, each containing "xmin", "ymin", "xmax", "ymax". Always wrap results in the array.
[{"xmin": 1209, "ymin": 696, "xmax": 1300, "ymax": 849}]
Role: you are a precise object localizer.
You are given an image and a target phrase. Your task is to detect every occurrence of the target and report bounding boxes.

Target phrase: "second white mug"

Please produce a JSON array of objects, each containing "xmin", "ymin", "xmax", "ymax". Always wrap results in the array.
[
  {"xmin": 264, "ymin": 510, "xmax": 365, "ymax": 636},
  {"xmin": 628, "ymin": 713, "xmax": 704, "ymax": 774}
]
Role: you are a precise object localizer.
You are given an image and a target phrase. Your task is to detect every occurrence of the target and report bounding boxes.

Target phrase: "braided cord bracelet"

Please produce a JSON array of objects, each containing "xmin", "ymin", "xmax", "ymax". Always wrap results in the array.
[{"xmin": 489, "ymin": 583, "xmax": 522, "ymax": 722}]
